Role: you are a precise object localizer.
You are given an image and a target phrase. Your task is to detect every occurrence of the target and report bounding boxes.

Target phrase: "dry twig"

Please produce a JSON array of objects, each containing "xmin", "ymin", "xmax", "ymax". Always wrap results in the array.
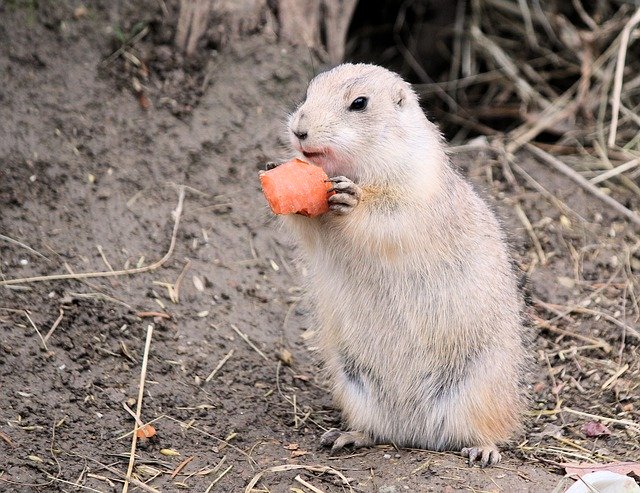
[
  {"xmin": 0, "ymin": 233, "xmax": 50, "ymax": 260},
  {"xmin": 527, "ymin": 144, "xmax": 640, "ymax": 226},
  {"xmin": 205, "ymin": 349, "xmax": 235, "ymax": 382},
  {"xmin": 245, "ymin": 464, "xmax": 353, "ymax": 493},
  {"xmin": 230, "ymin": 324, "xmax": 269, "ymax": 362},
  {"xmin": 608, "ymin": 7, "xmax": 640, "ymax": 147},
  {"xmin": 43, "ymin": 308, "xmax": 64, "ymax": 344},
  {"xmin": 122, "ymin": 324, "xmax": 154, "ymax": 493},
  {"xmin": 0, "ymin": 187, "xmax": 186, "ymax": 286}
]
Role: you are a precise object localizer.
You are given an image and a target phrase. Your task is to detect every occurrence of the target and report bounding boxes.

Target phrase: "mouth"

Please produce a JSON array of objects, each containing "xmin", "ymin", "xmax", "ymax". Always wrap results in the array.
[
  {"xmin": 292, "ymin": 138, "xmax": 331, "ymax": 165},
  {"xmin": 299, "ymin": 147, "xmax": 348, "ymax": 179},
  {"xmin": 302, "ymin": 150, "xmax": 326, "ymax": 160}
]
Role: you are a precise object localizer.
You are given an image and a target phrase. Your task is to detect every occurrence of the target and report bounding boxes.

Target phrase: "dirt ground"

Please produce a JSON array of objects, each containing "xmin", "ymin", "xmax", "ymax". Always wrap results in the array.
[{"xmin": 1, "ymin": 2, "xmax": 639, "ymax": 492}]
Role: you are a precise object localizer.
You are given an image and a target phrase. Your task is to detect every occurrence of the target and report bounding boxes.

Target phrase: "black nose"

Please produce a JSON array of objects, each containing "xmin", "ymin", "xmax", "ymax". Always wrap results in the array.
[{"xmin": 293, "ymin": 130, "xmax": 308, "ymax": 141}]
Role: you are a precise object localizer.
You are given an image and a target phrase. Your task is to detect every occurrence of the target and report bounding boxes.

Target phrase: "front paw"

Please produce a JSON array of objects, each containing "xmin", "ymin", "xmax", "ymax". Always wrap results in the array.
[{"xmin": 327, "ymin": 176, "xmax": 361, "ymax": 215}]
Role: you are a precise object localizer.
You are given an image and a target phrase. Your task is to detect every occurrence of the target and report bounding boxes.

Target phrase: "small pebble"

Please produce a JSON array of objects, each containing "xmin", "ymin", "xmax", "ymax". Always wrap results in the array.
[
  {"xmin": 394, "ymin": 453, "xmax": 401, "ymax": 458},
  {"xmin": 19, "ymin": 259, "xmax": 28, "ymax": 266},
  {"xmin": 383, "ymin": 453, "xmax": 391, "ymax": 459},
  {"xmin": 73, "ymin": 6, "xmax": 88, "ymax": 19}
]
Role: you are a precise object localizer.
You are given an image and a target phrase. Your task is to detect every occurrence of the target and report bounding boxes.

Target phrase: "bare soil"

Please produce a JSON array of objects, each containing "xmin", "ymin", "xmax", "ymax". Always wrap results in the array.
[{"xmin": 1, "ymin": 2, "xmax": 638, "ymax": 492}]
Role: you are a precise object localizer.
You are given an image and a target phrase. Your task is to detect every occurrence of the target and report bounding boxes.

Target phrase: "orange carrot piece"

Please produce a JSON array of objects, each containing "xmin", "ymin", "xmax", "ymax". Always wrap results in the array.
[
  {"xmin": 136, "ymin": 424, "xmax": 156, "ymax": 439},
  {"xmin": 259, "ymin": 158, "xmax": 334, "ymax": 217}
]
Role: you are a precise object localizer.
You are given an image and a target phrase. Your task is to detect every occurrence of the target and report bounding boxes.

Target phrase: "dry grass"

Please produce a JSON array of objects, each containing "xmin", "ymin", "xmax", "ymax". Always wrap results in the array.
[
  {"xmin": 407, "ymin": 0, "xmax": 640, "ymax": 473},
  {"xmin": 417, "ymin": 0, "xmax": 640, "ymax": 196},
  {"xmin": 0, "ymin": 186, "xmax": 186, "ymax": 287}
]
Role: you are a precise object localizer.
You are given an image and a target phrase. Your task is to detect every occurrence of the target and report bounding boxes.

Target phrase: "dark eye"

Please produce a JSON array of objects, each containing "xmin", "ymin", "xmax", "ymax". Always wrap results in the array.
[{"xmin": 349, "ymin": 96, "xmax": 368, "ymax": 111}]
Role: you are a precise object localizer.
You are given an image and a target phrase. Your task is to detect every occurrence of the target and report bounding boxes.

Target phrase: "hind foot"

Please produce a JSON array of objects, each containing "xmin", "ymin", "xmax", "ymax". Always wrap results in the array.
[
  {"xmin": 320, "ymin": 428, "xmax": 373, "ymax": 454},
  {"xmin": 461, "ymin": 444, "xmax": 501, "ymax": 467}
]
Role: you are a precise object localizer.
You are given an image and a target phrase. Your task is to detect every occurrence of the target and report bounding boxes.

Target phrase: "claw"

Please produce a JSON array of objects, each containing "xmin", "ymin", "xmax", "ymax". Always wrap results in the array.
[
  {"xmin": 326, "ymin": 176, "xmax": 362, "ymax": 196},
  {"xmin": 265, "ymin": 161, "xmax": 279, "ymax": 171},
  {"xmin": 326, "ymin": 176, "xmax": 361, "ymax": 215},
  {"xmin": 320, "ymin": 429, "xmax": 372, "ymax": 454},
  {"xmin": 320, "ymin": 428, "xmax": 343, "ymax": 448},
  {"xmin": 329, "ymin": 193, "xmax": 358, "ymax": 206},
  {"xmin": 461, "ymin": 445, "xmax": 501, "ymax": 467},
  {"xmin": 326, "ymin": 176, "xmax": 349, "ymax": 183}
]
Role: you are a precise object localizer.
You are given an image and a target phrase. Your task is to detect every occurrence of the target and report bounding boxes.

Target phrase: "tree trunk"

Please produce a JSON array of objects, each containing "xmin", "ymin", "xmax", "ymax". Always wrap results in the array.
[
  {"xmin": 175, "ymin": 0, "xmax": 358, "ymax": 64},
  {"xmin": 323, "ymin": 0, "xmax": 358, "ymax": 64},
  {"xmin": 175, "ymin": 0, "xmax": 213, "ymax": 57}
]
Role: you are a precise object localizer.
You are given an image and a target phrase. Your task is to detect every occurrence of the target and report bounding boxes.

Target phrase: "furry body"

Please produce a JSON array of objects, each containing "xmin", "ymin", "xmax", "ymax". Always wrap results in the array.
[{"xmin": 283, "ymin": 64, "xmax": 526, "ymax": 465}]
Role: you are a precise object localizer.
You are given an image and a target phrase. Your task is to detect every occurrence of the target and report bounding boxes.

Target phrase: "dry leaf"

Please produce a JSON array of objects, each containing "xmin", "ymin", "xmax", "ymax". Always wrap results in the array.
[
  {"xmin": 277, "ymin": 349, "xmax": 293, "ymax": 366},
  {"xmin": 284, "ymin": 443, "xmax": 299, "ymax": 450},
  {"xmin": 192, "ymin": 275, "xmax": 204, "ymax": 292},
  {"xmin": 136, "ymin": 424, "xmax": 157, "ymax": 439},
  {"xmin": 562, "ymin": 461, "xmax": 640, "ymax": 477},
  {"xmin": 137, "ymin": 93, "xmax": 151, "ymax": 111},
  {"xmin": 581, "ymin": 421, "xmax": 611, "ymax": 438},
  {"xmin": 160, "ymin": 448, "xmax": 181, "ymax": 456},
  {"xmin": 291, "ymin": 449, "xmax": 308, "ymax": 458},
  {"xmin": 532, "ymin": 381, "xmax": 546, "ymax": 393},
  {"xmin": 530, "ymin": 423, "xmax": 563, "ymax": 441},
  {"xmin": 563, "ymin": 471, "xmax": 640, "ymax": 493},
  {"xmin": 557, "ymin": 276, "xmax": 575, "ymax": 289}
]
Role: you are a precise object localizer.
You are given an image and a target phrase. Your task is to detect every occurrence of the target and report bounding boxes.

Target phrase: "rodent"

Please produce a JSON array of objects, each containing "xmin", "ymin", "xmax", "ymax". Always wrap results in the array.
[{"xmin": 280, "ymin": 63, "xmax": 527, "ymax": 467}]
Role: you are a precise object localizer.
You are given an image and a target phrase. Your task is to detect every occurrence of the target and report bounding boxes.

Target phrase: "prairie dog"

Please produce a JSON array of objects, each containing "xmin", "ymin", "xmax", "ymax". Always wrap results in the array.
[{"xmin": 282, "ymin": 63, "xmax": 526, "ymax": 467}]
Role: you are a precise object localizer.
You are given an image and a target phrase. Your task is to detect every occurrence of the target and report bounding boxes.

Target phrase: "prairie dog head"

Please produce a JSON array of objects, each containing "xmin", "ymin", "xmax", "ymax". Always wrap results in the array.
[{"xmin": 288, "ymin": 63, "xmax": 445, "ymax": 185}]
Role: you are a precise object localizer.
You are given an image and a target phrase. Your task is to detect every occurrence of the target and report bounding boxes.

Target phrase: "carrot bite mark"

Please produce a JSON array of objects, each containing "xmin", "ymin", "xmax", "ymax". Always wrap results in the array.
[{"xmin": 260, "ymin": 158, "xmax": 335, "ymax": 217}]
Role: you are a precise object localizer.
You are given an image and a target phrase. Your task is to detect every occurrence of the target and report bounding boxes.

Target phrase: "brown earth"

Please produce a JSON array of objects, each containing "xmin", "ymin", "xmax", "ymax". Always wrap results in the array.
[{"xmin": 1, "ymin": 2, "xmax": 639, "ymax": 492}]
